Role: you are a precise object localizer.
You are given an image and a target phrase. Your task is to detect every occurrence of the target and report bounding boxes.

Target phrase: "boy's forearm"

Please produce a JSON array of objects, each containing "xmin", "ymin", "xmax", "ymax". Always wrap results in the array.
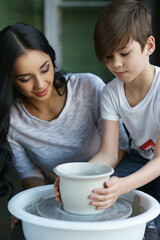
[
  {"xmin": 89, "ymin": 150, "xmax": 118, "ymax": 167},
  {"xmin": 121, "ymin": 156, "xmax": 160, "ymax": 194}
]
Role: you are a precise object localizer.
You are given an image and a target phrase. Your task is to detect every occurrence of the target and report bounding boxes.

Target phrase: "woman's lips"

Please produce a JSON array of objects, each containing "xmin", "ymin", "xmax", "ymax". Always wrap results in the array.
[{"xmin": 34, "ymin": 87, "xmax": 48, "ymax": 97}]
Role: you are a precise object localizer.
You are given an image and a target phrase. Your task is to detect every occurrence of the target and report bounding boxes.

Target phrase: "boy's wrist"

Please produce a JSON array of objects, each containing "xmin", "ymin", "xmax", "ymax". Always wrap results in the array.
[{"xmin": 120, "ymin": 177, "xmax": 133, "ymax": 195}]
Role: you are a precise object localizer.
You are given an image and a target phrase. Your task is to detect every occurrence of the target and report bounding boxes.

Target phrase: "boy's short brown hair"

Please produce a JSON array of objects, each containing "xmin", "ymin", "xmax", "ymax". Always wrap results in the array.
[{"xmin": 93, "ymin": 0, "xmax": 152, "ymax": 63}]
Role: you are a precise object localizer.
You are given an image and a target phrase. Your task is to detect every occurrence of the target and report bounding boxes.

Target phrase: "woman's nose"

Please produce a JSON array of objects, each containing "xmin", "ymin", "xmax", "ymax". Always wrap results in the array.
[{"xmin": 34, "ymin": 76, "xmax": 46, "ymax": 90}]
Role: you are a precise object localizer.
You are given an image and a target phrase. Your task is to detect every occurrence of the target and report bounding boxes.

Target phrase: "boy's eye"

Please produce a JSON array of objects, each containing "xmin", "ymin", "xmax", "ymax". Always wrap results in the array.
[
  {"xmin": 106, "ymin": 55, "xmax": 113, "ymax": 59},
  {"xmin": 121, "ymin": 52, "xmax": 129, "ymax": 56},
  {"xmin": 42, "ymin": 64, "xmax": 49, "ymax": 73}
]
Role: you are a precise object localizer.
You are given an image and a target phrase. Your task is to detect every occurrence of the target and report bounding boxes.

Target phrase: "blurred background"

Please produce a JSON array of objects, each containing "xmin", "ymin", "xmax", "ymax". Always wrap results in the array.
[{"xmin": 0, "ymin": 0, "xmax": 159, "ymax": 239}]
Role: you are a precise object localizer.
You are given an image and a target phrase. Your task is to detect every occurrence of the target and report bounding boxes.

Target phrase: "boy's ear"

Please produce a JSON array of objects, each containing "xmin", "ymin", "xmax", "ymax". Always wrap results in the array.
[{"xmin": 146, "ymin": 36, "xmax": 155, "ymax": 56}]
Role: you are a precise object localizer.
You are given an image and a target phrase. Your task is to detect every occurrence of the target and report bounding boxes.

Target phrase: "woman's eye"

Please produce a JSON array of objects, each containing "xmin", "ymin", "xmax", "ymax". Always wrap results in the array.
[
  {"xmin": 42, "ymin": 64, "xmax": 49, "ymax": 73},
  {"xmin": 19, "ymin": 78, "xmax": 30, "ymax": 82}
]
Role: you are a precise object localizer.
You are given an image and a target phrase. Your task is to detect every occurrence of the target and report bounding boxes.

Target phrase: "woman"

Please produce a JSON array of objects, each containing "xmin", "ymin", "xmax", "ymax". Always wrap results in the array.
[{"xmin": 0, "ymin": 22, "xmax": 128, "ymax": 239}]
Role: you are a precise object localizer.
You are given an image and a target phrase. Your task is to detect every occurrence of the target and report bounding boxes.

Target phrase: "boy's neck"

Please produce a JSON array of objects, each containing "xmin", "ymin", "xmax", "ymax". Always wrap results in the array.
[{"xmin": 124, "ymin": 64, "xmax": 155, "ymax": 108}]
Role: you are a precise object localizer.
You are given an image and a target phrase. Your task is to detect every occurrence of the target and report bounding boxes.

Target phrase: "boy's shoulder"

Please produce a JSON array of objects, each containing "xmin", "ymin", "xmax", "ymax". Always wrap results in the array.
[
  {"xmin": 102, "ymin": 77, "xmax": 124, "ymax": 99},
  {"xmin": 154, "ymin": 65, "xmax": 160, "ymax": 74},
  {"xmin": 153, "ymin": 66, "xmax": 160, "ymax": 86},
  {"xmin": 104, "ymin": 77, "xmax": 120, "ymax": 91}
]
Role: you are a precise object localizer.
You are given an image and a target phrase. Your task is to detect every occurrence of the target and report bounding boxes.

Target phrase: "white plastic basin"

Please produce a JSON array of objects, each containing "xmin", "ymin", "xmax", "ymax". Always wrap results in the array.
[{"xmin": 8, "ymin": 185, "xmax": 160, "ymax": 240}]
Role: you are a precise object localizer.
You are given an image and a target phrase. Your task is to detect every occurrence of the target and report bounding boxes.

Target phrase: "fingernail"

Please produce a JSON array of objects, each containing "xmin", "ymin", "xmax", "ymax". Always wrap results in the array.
[{"xmin": 93, "ymin": 190, "xmax": 97, "ymax": 193}]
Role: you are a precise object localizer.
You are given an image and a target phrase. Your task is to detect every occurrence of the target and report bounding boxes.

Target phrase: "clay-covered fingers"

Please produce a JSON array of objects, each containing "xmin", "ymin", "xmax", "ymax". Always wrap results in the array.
[
  {"xmin": 89, "ymin": 176, "xmax": 123, "ymax": 209},
  {"xmin": 90, "ymin": 199, "xmax": 116, "ymax": 209},
  {"xmin": 90, "ymin": 190, "xmax": 117, "ymax": 209},
  {"xmin": 54, "ymin": 177, "xmax": 61, "ymax": 202}
]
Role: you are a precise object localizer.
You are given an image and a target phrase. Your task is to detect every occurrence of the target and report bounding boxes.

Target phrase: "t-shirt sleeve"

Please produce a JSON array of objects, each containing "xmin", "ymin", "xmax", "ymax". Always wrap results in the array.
[
  {"xmin": 8, "ymin": 136, "xmax": 44, "ymax": 181},
  {"xmin": 101, "ymin": 83, "xmax": 129, "ymax": 151},
  {"xmin": 101, "ymin": 84, "xmax": 120, "ymax": 121}
]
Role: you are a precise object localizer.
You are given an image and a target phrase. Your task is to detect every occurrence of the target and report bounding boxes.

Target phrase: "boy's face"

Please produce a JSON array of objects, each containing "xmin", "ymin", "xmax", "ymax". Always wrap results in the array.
[{"xmin": 104, "ymin": 37, "xmax": 155, "ymax": 83}]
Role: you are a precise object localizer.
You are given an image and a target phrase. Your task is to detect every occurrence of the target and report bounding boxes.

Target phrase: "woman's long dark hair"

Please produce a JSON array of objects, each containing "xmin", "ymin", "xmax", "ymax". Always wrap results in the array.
[{"xmin": 0, "ymin": 22, "xmax": 67, "ymax": 197}]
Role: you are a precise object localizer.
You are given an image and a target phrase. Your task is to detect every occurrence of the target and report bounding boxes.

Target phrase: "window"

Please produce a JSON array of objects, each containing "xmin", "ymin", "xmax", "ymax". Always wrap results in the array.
[
  {"xmin": 44, "ymin": 0, "xmax": 113, "ymax": 82},
  {"xmin": 0, "ymin": 0, "xmax": 43, "ymax": 32}
]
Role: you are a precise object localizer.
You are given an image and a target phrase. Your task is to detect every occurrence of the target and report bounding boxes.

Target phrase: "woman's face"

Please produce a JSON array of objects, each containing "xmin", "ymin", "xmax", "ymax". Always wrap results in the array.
[{"xmin": 14, "ymin": 50, "xmax": 54, "ymax": 102}]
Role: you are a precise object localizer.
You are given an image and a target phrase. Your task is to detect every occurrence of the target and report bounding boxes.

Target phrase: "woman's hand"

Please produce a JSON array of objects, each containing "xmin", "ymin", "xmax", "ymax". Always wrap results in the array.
[
  {"xmin": 54, "ymin": 177, "xmax": 61, "ymax": 202},
  {"xmin": 11, "ymin": 215, "xmax": 20, "ymax": 230},
  {"xmin": 89, "ymin": 176, "xmax": 124, "ymax": 209}
]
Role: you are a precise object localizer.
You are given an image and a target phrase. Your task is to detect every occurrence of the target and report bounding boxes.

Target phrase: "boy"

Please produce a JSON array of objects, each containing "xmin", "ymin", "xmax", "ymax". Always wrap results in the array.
[{"xmin": 89, "ymin": 0, "xmax": 160, "ymax": 233}]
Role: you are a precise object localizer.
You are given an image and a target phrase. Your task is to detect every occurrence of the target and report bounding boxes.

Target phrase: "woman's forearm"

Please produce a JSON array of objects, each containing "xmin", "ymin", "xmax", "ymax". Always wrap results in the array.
[
  {"xmin": 113, "ymin": 149, "xmax": 127, "ymax": 168},
  {"xmin": 21, "ymin": 177, "xmax": 45, "ymax": 190}
]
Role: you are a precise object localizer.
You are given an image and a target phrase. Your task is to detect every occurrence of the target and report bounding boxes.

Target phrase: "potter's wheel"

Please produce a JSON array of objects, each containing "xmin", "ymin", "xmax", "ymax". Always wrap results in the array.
[{"xmin": 37, "ymin": 197, "xmax": 132, "ymax": 221}]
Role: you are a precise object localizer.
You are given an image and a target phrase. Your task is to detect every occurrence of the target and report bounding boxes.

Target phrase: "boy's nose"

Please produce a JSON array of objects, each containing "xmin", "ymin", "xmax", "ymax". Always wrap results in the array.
[{"xmin": 113, "ymin": 57, "xmax": 123, "ymax": 68}]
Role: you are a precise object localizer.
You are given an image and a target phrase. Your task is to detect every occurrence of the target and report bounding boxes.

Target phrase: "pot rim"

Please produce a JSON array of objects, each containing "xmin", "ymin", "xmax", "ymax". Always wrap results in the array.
[{"xmin": 54, "ymin": 162, "xmax": 114, "ymax": 179}]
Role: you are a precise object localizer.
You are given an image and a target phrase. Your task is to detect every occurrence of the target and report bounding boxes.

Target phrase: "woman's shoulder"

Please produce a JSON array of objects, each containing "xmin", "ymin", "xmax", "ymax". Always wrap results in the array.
[
  {"xmin": 10, "ymin": 101, "xmax": 24, "ymax": 126},
  {"xmin": 67, "ymin": 72, "xmax": 105, "ymax": 90}
]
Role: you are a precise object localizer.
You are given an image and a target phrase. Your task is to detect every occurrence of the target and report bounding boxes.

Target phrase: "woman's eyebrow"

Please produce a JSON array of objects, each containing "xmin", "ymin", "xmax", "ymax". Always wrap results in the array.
[
  {"xmin": 40, "ymin": 60, "xmax": 49, "ymax": 69},
  {"xmin": 15, "ymin": 73, "xmax": 30, "ymax": 78},
  {"xmin": 15, "ymin": 60, "xmax": 50, "ymax": 78}
]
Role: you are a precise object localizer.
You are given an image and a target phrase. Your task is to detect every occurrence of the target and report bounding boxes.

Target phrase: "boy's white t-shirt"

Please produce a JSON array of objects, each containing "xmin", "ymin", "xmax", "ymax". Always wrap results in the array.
[{"xmin": 101, "ymin": 66, "xmax": 160, "ymax": 159}]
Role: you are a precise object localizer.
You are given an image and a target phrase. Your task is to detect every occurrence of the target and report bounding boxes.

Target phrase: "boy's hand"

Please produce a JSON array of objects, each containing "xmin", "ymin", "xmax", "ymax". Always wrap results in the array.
[
  {"xmin": 54, "ymin": 177, "xmax": 62, "ymax": 202},
  {"xmin": 89, "ymin": 176, "xmax": 124, "ymax": 209}
]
